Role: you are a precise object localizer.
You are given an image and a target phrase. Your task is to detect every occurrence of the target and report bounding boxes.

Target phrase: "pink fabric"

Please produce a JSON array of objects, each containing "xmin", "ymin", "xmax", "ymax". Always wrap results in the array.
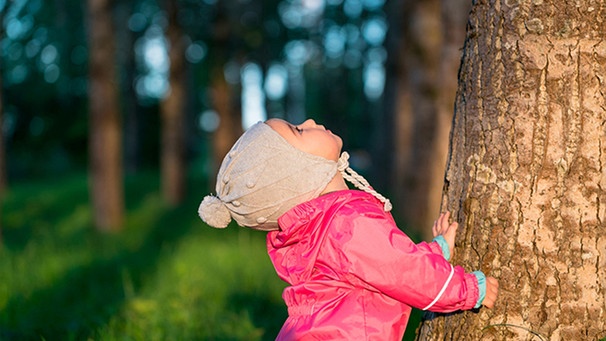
[{"xmin": 267, "ymin": 190, "xmax": 479, "ymax": 341}]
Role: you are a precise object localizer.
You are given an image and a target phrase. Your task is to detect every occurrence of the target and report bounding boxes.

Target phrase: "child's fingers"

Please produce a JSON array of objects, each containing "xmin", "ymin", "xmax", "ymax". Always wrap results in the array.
[
  {"xmin": 432, "ymin": 220, "xmax": 438, "ymax": 237},
  {"xmin": 434, "ymin": 212, "xmax": 458, "ymax": 238},
  {"xmin": 482, "ymin": 277, "xmax": 499, "ymax": 309},
  {"xmin": 435, "ymin": 212, "xmax": 445, "ymax": 231},
  {"xmin": 447, "ymin": 221, "xmax": 458, "ymax": 234},
  {"xmin": 437, "ymin": 212, "xmax": 447, "ymax": 230},
  {"xmin": 442, "ymin": 211, "xmax": 451, "ymax": 230},
  {"xmin": 433, "ymin": 213, "xmax": 444, "ymax": 235}
]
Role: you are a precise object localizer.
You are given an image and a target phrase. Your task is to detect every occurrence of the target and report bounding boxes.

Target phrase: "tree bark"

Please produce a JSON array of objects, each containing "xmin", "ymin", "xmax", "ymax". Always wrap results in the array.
[
  {"xmin": 417, "ymin": 0, "xmax": 606, "ymax": 340},
  {"xmin": 160, "ymin": 0, "xmax": 187, "ymax": 206},
  {"xmin": 87, "ymin": 0, "xmax": 124, "ymax": 231}
]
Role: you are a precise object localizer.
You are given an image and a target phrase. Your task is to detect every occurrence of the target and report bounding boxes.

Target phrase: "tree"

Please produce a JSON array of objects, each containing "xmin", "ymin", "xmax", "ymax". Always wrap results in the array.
[
  {"xmin": 115, "ymin": 1, "xmax": 142, "ymax": 175},
  {"xmin": 417, "ymin": 1, "xmax": 606, "ymax": 340},
  {"xmin": 208, "ymin": 4, "xmax": 242, "ymax": 190},
  {"xmin": 0, "ymin": 50, "xmax": 3, "ymax": 249},
  {"xmin": 87, "ymin": 0, "xmax": 124, "ymax": 231},
  {"xmin": 0, "ymin": 5, "xmax": 6, "ymax": 245},
  {"xmin": 160, "ymin": 0, "xmax": 187, "ymax": 206},
  {"xmin": 387, "ymin": 0, "xmax": 470, "ymax": 239}
]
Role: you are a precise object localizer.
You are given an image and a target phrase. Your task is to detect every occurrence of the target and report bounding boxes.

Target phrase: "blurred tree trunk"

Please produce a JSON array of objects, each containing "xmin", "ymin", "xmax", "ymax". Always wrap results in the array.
[
  {"xmin": 390, "ymin": 0, "xmax": 470, "ymax": 239},
  {"xmin": 116, "ymin": 1, "xmax": 141, "ymax": 175},
  {"xmin": 208, "ymin": 6, "xmax": 241, "ymax": 190},
  {"xmin": 417, "ymin": 1, "xmax": 606, "ymax": 340},
  {"xmin": 0, "ymin": 42, "xmax": 4, "ymax": 246},
  {"xmin": 160, "ymin": 0, "xmax": 187, "ymax": 205},
  {"xmin": 209, "ymin": 68, "xmax": 241, "ymax": 190},
  {"xmin": 87, "ymin": 0, "xmax": 124, "ymax": 231}
]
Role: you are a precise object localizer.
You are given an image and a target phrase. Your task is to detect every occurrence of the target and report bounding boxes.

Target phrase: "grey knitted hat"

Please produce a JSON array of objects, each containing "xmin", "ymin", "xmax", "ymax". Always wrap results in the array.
[{"xmin": 198, "ymin": 121, "xmax": 392, "ymax": 231}]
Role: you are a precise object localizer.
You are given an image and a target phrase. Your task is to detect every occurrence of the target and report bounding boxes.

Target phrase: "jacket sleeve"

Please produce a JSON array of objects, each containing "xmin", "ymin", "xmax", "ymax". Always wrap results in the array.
[{"xmin": 333, "ymin": 205, "xmax": 479, "ymax": 312}]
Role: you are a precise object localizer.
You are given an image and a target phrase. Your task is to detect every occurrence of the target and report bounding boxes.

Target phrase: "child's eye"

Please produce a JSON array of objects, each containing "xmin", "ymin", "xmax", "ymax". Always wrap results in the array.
[{"xmin": 295, "ymin": 126, "xmax": 303, "ymax": 134}]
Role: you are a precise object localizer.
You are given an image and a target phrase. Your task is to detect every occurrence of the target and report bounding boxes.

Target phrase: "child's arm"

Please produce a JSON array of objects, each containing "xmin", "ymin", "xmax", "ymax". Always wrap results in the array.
[
  {"xmin": 337, "ymin": 206, "xmax": 498, "ymax": 312},
  {"xmin": 430, "ymin": 211, "xmax": 499, "ymax": 309}
]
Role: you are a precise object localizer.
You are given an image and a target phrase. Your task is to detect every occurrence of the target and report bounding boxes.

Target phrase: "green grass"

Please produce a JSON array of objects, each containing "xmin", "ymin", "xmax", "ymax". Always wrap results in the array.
[
  {"xmin": 0, "ymin": 171, "xmax": 286, "ymax": 340},
  {"xmin": 0, "ymin": 171, "xmax": 424, "ymax": 340}
]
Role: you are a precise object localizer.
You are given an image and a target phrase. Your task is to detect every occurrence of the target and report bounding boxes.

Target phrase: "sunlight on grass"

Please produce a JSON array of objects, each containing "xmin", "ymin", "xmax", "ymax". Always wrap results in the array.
[{"xmin": 0, "ymin": 172, "xmax": 287, "ymax": 340}]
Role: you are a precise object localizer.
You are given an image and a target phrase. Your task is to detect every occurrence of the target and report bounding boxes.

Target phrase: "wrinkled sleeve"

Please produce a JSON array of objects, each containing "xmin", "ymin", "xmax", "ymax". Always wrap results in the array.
[{"xmin": 336, "ymin": 206, "xmax": 479, "ymax": 313}]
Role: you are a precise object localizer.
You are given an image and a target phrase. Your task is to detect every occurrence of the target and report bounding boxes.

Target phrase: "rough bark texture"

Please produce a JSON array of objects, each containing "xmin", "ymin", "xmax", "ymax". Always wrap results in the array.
[
  {"xmin": 87, "ymin": 0, "xmax": 124, "ymax": 231},
  {"xmin": 161, "ymin": 0, "xmax": 187, "ymax": 206},
  {"xmin": 417, "ymin": 0, "xmax": 606, "ymax": 340}
]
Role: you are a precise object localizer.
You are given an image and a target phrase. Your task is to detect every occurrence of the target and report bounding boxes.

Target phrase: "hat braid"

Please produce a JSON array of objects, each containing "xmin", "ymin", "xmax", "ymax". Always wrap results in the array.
[{"xmin": 337, "ymin": 152, "xmax": 392, "ymax": 211}]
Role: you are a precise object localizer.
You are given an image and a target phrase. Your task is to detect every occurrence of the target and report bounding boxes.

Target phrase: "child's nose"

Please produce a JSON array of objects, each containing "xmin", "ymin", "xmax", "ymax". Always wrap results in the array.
[{"xmin": 302, "ymin": 119, "xmax": 316, "ymax": 127}]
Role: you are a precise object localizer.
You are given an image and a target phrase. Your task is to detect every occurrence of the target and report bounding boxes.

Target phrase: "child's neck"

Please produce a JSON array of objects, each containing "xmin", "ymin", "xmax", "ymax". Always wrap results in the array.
[{"xmin": 320, "ymin": 174, "xmax": 349, "ymax": 196}]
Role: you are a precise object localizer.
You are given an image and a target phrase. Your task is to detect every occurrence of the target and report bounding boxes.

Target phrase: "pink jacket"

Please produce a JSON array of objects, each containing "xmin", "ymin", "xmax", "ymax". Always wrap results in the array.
[{"xmin": 267, "ymin": 190, "xmax": 480, "ymax": 340}]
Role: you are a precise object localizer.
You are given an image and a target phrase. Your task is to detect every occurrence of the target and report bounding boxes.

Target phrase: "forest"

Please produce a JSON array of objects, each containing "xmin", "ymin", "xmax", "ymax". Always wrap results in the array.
[
  {"xmin": 2, "ymin": 0, "xmax": 467, "ymax": 339},
  {"xmin": 2, "ymin": 0, "xmax": 463, "ymax": 232},
  {"xmin": 2, "ymin": 0, "xmax": 606, "ymax": 340}
]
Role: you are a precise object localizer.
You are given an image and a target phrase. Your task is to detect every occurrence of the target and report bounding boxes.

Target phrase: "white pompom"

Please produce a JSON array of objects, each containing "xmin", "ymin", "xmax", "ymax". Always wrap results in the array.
[{"xmin": 198, "ymin": 195, "xmax": 232, "ymax": 228}]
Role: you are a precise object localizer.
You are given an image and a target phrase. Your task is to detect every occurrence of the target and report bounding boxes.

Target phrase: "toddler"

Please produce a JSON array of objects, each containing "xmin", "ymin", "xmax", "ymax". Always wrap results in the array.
[{"xmin": 199, "ymin": 118, "xmax": 499, "ymax": 340}]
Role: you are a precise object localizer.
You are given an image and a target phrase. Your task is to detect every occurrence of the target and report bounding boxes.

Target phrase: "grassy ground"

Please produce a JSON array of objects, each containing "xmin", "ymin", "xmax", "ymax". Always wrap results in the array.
[
  {"xmin": 0, "ymin": 171, "xmax": 286, "ymax": 340},
  {"xmin": 0, "ymin": 171, "xmax": 422, "ymax": 340}
]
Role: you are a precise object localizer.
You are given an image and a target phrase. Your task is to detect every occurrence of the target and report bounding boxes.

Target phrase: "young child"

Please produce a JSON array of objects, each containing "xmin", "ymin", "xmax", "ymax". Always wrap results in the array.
[{"xmin": 199, "ymin": 118, "xmax": 499, "ymax": 340}]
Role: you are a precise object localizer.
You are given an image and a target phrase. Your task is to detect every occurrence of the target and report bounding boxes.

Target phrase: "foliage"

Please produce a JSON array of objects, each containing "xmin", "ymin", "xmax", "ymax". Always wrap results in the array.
[
  {"xmin": 0, "ymin": 170, "xmax": 426, "ymax": 341},
  {"xmin": 0, "ymin": 172, "xmax": 287, "ymax": 340},
  {"xmin": 2, "ymin": 0, "xmax": 389, "ymax": 182}
]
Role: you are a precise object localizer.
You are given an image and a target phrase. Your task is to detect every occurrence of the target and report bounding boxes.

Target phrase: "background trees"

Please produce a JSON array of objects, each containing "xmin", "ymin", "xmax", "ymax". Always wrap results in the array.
[
  {"xmin": 417, "ymin": 0, "xmax": 606, "ymax": 339},
  {"xmin": 387, "ymin": 0, "xmax": 471, "ymax": 239},
  {"xmin": 160, "ymin": 0, "xmax": 187, "ymax": 206},
  {"xmin": 0, "ymin": 2, "xmax": 5, "ymax": 245},
  {"xmin": 2, "ymin": 0, "xmax": 410, "ymax": 230},
  {"xmin": 8, "ymin": 0, "xmax": 604, "ymax": 340},
  {"xmin": 87, "ymin": 0, "xmax": 124, "ymax": 231}
]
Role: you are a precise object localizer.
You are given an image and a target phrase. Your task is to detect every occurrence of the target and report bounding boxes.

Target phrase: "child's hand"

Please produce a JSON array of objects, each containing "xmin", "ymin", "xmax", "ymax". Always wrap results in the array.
[
  {"xmin": 432, "ymin": 211, "xmax": 458, "ymax": 258},
  {"xmin": 482, "ymin": 276, "xmax": 499, "ymax": 308}
]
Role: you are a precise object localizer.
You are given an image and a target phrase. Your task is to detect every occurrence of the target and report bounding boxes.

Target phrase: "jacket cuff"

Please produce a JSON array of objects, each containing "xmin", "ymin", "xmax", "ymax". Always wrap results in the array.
[
  {"xmin": 472, "ymin": 271, "xmax": 487, "ymax": 308},
  {"xmin": 432, "ymin": 235, "xmax": 451, "ymax": 261}
]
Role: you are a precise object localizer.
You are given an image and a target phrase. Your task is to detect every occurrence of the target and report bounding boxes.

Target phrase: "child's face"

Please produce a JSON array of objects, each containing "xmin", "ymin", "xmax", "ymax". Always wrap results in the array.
[{"xmin": 265, "ymin": 118, "xmax": 343, "ymax": 162}]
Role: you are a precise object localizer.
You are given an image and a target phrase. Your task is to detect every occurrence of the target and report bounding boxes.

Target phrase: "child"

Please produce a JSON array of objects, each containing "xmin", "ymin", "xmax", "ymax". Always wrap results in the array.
[{"xmin": 199, "ymin": 118, "xmax": 499, "ymax": 340}]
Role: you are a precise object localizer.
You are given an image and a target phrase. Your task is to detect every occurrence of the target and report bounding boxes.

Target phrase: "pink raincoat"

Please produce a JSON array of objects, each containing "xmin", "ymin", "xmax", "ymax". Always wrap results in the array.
[{"xmin": 267, "ymin": 190, "xmax": 480, "ymax": 340}]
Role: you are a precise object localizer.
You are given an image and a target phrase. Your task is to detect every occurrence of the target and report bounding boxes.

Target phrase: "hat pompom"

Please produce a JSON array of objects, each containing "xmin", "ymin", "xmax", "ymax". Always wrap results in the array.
[{"xmin": 198, "ymin": 195, "xmax": 232, "ymax": 228}]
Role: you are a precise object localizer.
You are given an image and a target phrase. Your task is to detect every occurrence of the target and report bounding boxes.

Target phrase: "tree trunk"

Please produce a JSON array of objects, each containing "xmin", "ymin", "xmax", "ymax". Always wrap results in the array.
[
  {"xmin": 209, "ymin": 67, "xmax": 241, "ymax": 190},
  {"xmin": 160, "ymin": 0, "xmax": 187, "ymax": 206},
  {"xmin": 391, "ymin": 0, "xmax": 470, "ymax": 239},
  {"xmin": 0, "ymin": 34, "xmax": 4, "ymax": 246},
  {"xmin": 115, "ymin": 1, "xmax": 141, "ymax": 175},
  {"xmin": 208, "ymin": 6, "xmax": 242, "ymax": 190},
  {"xmin": 87, "ymin": 0, "xmax": 124, "ymax": 231},
  {"xmin": 417, "ymin": 1, "xmax": 606, "ymax": 340}
]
